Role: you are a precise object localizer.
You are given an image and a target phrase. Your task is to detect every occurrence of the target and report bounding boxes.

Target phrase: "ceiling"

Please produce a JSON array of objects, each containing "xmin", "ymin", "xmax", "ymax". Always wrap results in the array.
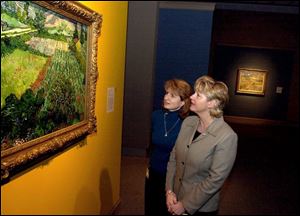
[
  {"xmin": 204, "ymin": 1, "xmax": 299, "ymax": 7},
  {"xmin": 206, "ymin": 1, "xmax": 299, "ymax": 14}
]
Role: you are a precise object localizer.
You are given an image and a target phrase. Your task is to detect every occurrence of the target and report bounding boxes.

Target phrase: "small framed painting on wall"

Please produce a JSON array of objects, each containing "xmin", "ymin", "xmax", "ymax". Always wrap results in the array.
[{"xmin": 236, "ymin": 68, "xmax": 267, "ymax": 96}]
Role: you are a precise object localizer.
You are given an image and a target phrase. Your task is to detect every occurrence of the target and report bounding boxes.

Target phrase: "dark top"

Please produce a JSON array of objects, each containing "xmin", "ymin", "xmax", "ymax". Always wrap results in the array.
[
  {"xmin": 149, "ymin": 109, "xmax": 183, "ymax": 174},
  {"xmin": 193, "ymin": 130, "xmax": 201, "ymax": 140}
]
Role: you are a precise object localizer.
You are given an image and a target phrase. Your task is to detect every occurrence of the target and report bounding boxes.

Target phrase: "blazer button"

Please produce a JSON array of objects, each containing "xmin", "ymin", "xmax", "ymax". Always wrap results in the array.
[
  {"xmin": 179, "ymin": 178, "xmax": 182, "ymax": 182},
  {"xmin": 181, "ymin": 161, "xmax": 184, "ymax": 165},
  {"xmin": 187, "ymin": 145, "xmax": 190, "ymax": 148}
]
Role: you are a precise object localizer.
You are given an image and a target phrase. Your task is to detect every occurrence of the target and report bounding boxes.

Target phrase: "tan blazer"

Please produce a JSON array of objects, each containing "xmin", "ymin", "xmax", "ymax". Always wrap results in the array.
[{"xmin": 166, "ymin": 116, "xmax": 238, "ymax": 214}]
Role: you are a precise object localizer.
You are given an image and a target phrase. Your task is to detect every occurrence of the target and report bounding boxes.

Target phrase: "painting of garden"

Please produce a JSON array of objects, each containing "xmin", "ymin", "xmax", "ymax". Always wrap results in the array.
[{"xmin": 1, "ymin": 1, "xmax": 88, "ymax": 151}]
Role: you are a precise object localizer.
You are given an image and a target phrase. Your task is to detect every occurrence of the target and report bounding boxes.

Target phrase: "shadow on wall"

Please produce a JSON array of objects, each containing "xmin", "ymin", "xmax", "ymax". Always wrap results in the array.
[
  {"xmin": 99, "ymin": 168, "xmax": 113, "ymax": 214},
  {"xmin": 74, "ymin": 186, "xmax": 98, "ymax": 214},
  {"xmin": 73, "ymin": 168, "xmax": 113, "ymax": 214}
]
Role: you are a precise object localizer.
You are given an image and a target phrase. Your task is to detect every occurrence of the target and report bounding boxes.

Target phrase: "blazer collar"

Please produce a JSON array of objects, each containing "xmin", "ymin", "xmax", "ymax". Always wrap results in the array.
[{"xmin": 187, "ymin": 116, "xmax": 225, "ymax": 137}]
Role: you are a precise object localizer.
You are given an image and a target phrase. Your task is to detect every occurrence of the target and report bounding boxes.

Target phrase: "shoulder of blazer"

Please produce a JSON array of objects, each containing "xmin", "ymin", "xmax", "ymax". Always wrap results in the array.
[
  {"xmin": 209, "ymin": 117, "xmax": 237, "ymax": 138},
  {"xmin": 183, "ymin": 116, "xmax": 199, "ymax": 127}
]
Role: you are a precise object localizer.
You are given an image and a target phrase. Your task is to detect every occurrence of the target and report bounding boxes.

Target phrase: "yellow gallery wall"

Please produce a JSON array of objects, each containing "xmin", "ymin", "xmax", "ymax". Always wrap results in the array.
[{"xmin": 1, "ymin": 1, "xmax": 128, "ymax": 215}]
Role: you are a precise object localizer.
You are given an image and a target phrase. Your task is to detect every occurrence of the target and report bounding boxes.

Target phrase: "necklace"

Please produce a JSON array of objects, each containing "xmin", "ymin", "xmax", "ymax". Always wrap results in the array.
[{"xmin": 163, "ymin": 113, "xmax": 180, "ymax": 137}]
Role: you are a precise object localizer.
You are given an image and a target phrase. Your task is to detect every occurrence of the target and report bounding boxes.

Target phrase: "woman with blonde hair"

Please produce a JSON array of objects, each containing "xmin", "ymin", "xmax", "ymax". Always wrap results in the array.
[{"xmin": 166, "ymin": 75, "xmax": 238, "ymax": 215}]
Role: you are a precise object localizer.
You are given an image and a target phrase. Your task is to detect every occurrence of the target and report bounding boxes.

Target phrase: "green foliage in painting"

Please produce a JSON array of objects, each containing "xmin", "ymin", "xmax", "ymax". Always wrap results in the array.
[{"xmin": 1, "ymin": 1, "xmax": 88, "ymax": 151}]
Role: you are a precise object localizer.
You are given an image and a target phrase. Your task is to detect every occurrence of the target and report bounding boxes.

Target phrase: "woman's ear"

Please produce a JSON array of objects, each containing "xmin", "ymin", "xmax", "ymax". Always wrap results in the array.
[
  {"xmin": 180, "ymin": 101, "xmax": 185, "ymax": 108},
  {"xmin": 207, "ymin": 99, "xmax": 217, "ymax": 109}
]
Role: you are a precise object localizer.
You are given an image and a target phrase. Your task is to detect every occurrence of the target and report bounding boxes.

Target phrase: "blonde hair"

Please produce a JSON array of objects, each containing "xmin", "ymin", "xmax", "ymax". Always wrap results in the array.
[
  {"xmin": 194, "ymin": 75, "xmax": 229, "ymax": 118},
  {"xmin": 164, "ymin": 79, "xmax": 193, "ymax": 119}
]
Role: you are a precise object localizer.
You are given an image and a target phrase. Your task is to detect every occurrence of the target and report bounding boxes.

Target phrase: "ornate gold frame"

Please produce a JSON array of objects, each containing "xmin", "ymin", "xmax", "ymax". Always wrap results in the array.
[{"xmin": 1, "ymin": 1, "xmax": 102, "ymax": 181}]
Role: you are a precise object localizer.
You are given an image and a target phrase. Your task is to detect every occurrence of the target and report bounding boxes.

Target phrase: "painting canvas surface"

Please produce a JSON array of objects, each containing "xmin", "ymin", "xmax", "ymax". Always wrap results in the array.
[{"xmin": 1, "ymin": 1, "xmax": 88, "ymax": 151}]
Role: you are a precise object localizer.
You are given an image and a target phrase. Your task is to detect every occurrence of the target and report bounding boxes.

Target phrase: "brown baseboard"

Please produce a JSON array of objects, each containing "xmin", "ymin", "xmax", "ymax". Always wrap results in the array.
[
  {"xmin": 110, "ymin": 198, "xmax": 121, "ymax": 215},
  {"xmin": 224, "ymin": 115, "xmax": 298, "ymax": 127}
]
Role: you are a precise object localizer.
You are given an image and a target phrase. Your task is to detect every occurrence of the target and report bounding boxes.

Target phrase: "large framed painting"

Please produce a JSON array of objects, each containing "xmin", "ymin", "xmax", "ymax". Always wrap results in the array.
[
  {"xmin": 236, "ymin": 68, "xmax": 267, "ymax": 96},
  {"xmin": 1, "ymin": 1, "xmax": 102, "ymax": 182}
]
